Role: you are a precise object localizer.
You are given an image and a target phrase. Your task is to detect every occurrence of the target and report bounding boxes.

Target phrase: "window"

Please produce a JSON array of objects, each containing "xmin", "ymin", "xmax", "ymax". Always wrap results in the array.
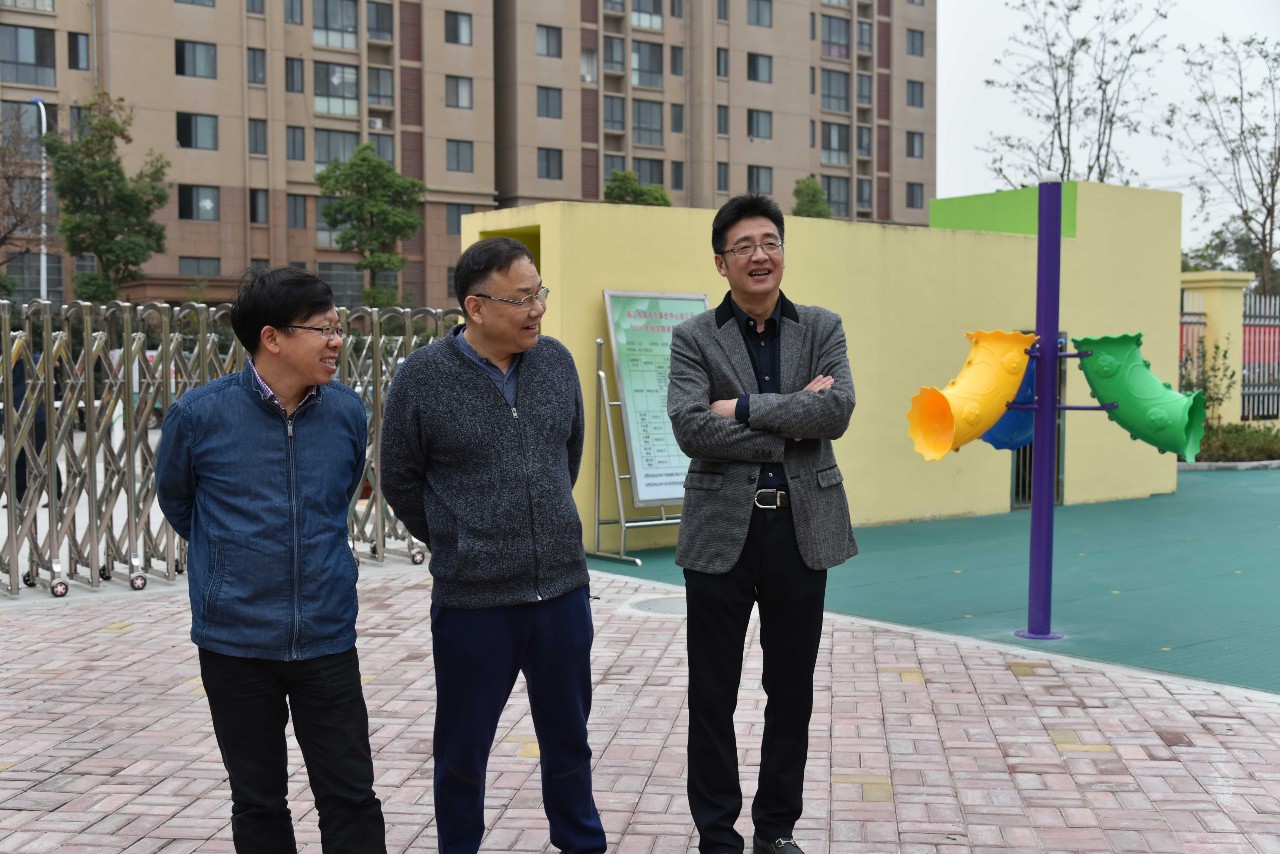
[
  {"xmin": 747, "ymin": 53, "xmax": 772, "ymax": 83},
  {"xmin": 446, "ymin": 203, "xmax": 473, "ymax": 235},
  {"xmin": 179, "ymin": 257, "xmax": 221, "ymax": 277},
  {"xmin": 604, "ymin": 96, "xmax": 625, "ymax": 131},
  {"xmin": 444, "ymin": 11, "xmax": 472, "ymax": 45},
  {"xmin": 247, "ymin": 0, "xmax": 264, "ymax": 13},
  {"xmin": 175, "ymin": 40, "xmax": 217, "ymax": 78},
  {"xmin": 747, "ymin": 109, "xmax": 772, "ymax": 139},
  {"xmin": 446, "ymin": 266, "xmax": 456, "ymax": 298},
  {"xmin": 747, "ymin": 165, "xmax": 772, "ymax": 195},
  {"xmin": 538, "ymin": 147, "xmax": 563, "ymax": 180},
  {"xmin": 631, "ymin": 40, "xmax": 662, "ymax": 87},
  {"xmin": 633, "ymin": 99, "xmax": 663, "ymax": 146},
  {"xmin": 249, "ymin": 189, "xmax": 268, "ymax": 224},
  {"xmin": 446, "ymin": 139, "xmax": 473, "ymax": 172},
  {"xmin": 318, "ymin": 262, "xmax": 361, "ymax": 306},
  {"xmin": 248, "ymin": 118, "xmax": 267, "ymax": 155},
  {"xmin": 716, "ymin": 104, "xmax": 728, "ymax": 135},
  {"xmin": 286, "ymin": 0, "xmax": 303, "ymax": 24},
  {"xmin": 372, "ymin": 133, "xmax": 393, "ymax": 163},
  {"xmin": 908, "ymin": 0, "xmax": 924, "ymax": 5},
  {"xmin": 368, "ymin": 67, "xmax": 393, "ymax": 106},
  {"xmin": 580, "ymin": 47, "xmax": 598, "ymax": 83},
  {"xmin": 177, "ymin": 113, "xmax": 218, "ymax": 150},
  {"xmin": 315, "ymin": 62, "xmax": 359, "ymax": 116},
  {"xmin": 821, "ymin": 15, "xmax": 850, "ymax": 59},
  {"xmin": 604, "ymin": 37, "xmax": 625, "ymax": 72},
  {"xmin": 907, "ymin": 79, "xmax": 924, "ymax": 108},
  {"xmin": 251, "ymin": 258, "xmax": 269, "ymax": 270},
  {"xmin": 810, "ymin": 119, "xmax": 815, "ymax": 148},
  {"xmin": 810, "ymin": 65, "xmax": 815, "ymax": 94},
  {"xmin": 604, "ymin": 154, "xmax": 626, "ymax": 179},
  {"xmin": 857, "ymin": 20, "xmax": 873, "ymax": 53},
  {"xmin": 748, "ymin": 0, "xmax": 772, "ymax": 27},
  {"xmin": 671, "ymin": 0, "xmax": 683, "ymax": 17},
  {"xmin": 178, "ymin": 185, "xmax": 220, "ymax": 221},
  {"xmin": 857, "ymin": 72, "xmax": 872, "ymax": 105},
  {"xmin": 672, "ymin": 161, "xmax": 684, "ymax": 191},
  {"xmin": 716, "ymin": 0, "xmax": 728, "ymax": 21},
  {"xmin": 287, "ymin": 126, "xmax": 306, "ymax": 160},
  {"xmin": 286, "ymin": 57, "xmax": 304, "ymax": 92},
  {"xmin": 856, "ymin": 125, "xmax": 871, "ymax": 156},
  {"xmin": 287, "ymin": 194, "xmax": 307, "ymax": 228},
  {"xmin": 4, "ymin": 253, "xmax": 63, "ymax": 305},
  {"xmin": 68, "ymin": 33, "xmax": 89, "ymax": 71},
  {"xmin": 447, "ymin": 75, "xmax": 473, "ymax": 109},
  {"xmin": 632, "ymin": 0, "xmax": 661, "ymax": 30},
  {"xmin": 247, "ymin": 48, "xmax": 266, "ymax": 85},
  {"xmin": 907, "ymin": 131, "xmax": 924, "ymax": 158},
  {"xmin": 906, "ymin": 182, "xmax": 924, "ymax": 209},
  {"xmin": 536, "ymin": 25, "xmax": 562, "ymax": 58},
  {"xmin": 671, "ymin": 103, "xmax": 684, "ymax": 133},
  {"xmin": 822, "ymin": 69, "xmax": 850, "ymax": 111},
  {"xmin": 314, "ymin": 0, "xmax": 358, "ymax": 50},
  {"xmin": 856, "ymin": 178, "xmax": 872, "ymax": 210},
  {"xmin": 177, "ymin": 0, "xmax": 214, "ymax": 6},
  {"xmin": 2, "ymin": 100, "xmax": 55, "ymax": 158},
  {"xmin": 316, "ymin": 196, "xmax": 340, "ymax": 247},
  {"xmin": 716, "ymin": 47, "xmax": 728, "ymax": 77},
  {"xmin": 368, "ymin": 1, "xmax": 393, "ymax": 41},
  {"xmin": 314, "ymin": 129, "xmax": 359, "ymax": 171},
  {"xmin": 536, "ymin": 86, "xmax": 562, "ymax": 118},
  {"xmin": 633, "ymin": 158, "xmax": 663, "ymax": 186},
  {"xmin": 907, "ymin": 29, "xmax": 925, "ymax": 56},
  {"xmin": 822, "ymin": 175, "xmax": 850, "ymax": 217},
  {"xmin": 717, "ymin": 161, "xmax": 729, "ymax": 193},
  {"xmin": 821, "ymin": 122, "xmax": 850, "ymax": 165},
  {"xmin": 670, "ymin": 45, "xmax": 683, "ymax": 76}
]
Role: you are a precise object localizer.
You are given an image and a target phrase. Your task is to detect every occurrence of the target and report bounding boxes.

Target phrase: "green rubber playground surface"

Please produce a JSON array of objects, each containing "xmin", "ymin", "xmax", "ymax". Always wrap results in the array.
[{"xmin": 587, "ymin": 469, "xmax": 1280, "ymax": 694}]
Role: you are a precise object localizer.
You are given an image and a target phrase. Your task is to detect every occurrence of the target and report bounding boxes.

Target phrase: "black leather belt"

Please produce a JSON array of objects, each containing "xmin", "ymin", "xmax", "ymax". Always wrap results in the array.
[{"xmin": 753, "ymin": 488, "xmax": 789, "ymax": 509}]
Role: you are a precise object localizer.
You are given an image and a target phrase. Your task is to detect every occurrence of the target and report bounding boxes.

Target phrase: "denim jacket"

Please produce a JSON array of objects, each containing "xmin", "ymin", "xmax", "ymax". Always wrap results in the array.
[{"xmin": 156, "ymin": 365, "xmax": 367, "ymax": 660}]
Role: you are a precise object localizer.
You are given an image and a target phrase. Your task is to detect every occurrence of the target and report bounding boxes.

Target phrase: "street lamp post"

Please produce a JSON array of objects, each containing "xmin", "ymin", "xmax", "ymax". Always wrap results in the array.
[{"xmin": 31, "ymin": 97, "xmax": 48, "ymax": 302}]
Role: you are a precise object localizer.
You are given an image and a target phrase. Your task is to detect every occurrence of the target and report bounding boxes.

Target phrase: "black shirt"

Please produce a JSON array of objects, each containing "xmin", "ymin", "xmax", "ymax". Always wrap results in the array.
[{"xmin": 730, "ymin": 297, "xmax": 787, "ymax": 491}]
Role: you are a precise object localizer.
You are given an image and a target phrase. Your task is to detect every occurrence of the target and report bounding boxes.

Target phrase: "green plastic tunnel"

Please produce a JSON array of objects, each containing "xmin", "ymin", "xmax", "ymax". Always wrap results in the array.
[{"xmin": 1072, "ymin": 333, "xmax": 1206, "ymax": 462}]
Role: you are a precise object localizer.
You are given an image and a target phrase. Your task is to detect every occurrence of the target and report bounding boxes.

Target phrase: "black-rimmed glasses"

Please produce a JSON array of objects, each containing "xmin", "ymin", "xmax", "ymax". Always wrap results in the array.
[
  {"xmin": 284, "ymin": 324, "xmax": 346, "ymax": 340},
  {"xmin": 472, "ymin": 286, "xmax": 551, "ymax": 308},
  {"xmin": 722, "ymin": 241, "xmax": 784, "ymax": 257}
]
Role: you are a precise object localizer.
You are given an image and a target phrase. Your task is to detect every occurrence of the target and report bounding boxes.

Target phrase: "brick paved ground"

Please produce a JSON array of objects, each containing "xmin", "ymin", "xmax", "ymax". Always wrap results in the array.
[{"xmin": 2, "ymin": 561, "xmax": 1279, "ymax": 853}]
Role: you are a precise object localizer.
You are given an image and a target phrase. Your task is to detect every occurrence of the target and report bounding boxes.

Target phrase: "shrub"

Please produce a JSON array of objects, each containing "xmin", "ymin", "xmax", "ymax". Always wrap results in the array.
[{"xmin": 1195, "ymin": 422, "xmax": 1280, "ymax": 462}]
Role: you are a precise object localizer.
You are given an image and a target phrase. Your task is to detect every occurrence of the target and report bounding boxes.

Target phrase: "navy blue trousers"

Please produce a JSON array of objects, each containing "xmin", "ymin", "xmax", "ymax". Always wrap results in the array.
[{"xmin": 431, "ymin": 586, "xmax": 606, "ymax": 854}]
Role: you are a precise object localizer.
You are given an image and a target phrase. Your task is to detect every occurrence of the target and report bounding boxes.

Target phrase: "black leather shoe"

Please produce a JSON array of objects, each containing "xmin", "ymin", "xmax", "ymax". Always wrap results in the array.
[{"xmin": 752, "ymin": 835, "xmax": 804, "ymax": 854}]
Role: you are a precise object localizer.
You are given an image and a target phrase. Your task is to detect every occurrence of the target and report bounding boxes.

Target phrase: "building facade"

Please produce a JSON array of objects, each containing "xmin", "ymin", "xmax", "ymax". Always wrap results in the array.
[{"xmin": 0, "ymin": 0, "xmax": 935, "ymax": 307}]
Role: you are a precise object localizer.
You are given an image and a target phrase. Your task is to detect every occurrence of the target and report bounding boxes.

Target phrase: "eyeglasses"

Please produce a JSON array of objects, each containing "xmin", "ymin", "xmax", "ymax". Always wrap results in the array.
[
  {"xmin": 283, "ymin": 324, "xmax": 346, "ymax": 340},
  {"xmin": 472, "ymin": 286, "xmax": 551, "ymax": 308},
  {"xmin": 722, "ymin": 241, "xmax": 784, "ymax": 258}
]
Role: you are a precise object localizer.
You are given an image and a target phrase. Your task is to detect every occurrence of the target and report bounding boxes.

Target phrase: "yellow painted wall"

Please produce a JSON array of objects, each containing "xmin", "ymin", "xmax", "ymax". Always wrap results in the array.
[{"xmin": 462, "ymin": 182, "xmax": 1183, "ymax": 550}]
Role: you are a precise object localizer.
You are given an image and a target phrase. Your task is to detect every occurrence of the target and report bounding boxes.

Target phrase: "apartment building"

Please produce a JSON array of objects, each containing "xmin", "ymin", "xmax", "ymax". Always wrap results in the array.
[{"xmin": 0, "ymin": 0, "xmax": 934, "ymax": 308}]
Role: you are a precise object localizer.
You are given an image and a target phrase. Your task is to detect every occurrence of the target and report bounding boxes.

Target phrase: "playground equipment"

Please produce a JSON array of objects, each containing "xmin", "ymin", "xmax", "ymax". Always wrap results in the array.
[{"xmin": 907, "ymin": 181, "xmax": 1206, "ymax": 639}]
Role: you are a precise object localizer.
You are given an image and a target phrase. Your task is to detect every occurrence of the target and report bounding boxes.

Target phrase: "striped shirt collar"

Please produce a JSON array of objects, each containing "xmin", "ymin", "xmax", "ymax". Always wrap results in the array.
[{"xmin": 248, "ymin": 359, "xmax": 318, "ymax": 414}]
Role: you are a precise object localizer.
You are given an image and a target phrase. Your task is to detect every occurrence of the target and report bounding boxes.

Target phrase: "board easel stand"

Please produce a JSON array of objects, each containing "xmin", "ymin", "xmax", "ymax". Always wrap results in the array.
[{"xmin": 588, "ymin": 338, "xmax": 680, "ymax": 567}]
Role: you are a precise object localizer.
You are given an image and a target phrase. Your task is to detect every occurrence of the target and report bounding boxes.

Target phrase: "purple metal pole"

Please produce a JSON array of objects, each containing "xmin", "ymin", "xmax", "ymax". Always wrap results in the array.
[{"xmin": 1017, "ymin": 180, "xmax": 1064, "ymax": 640}]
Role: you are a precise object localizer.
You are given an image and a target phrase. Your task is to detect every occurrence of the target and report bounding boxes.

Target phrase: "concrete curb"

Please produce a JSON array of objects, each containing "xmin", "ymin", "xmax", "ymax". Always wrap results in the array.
[{"xmin": 1179, "ymin": 459, "xmax": 1280, "ymax": 471}]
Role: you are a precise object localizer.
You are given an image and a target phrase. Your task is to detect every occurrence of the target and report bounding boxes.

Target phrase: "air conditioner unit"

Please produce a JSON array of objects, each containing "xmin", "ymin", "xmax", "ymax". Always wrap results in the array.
[{"xmin": 368, "ymin": 117, "xmax": 384, "ymax": 130}]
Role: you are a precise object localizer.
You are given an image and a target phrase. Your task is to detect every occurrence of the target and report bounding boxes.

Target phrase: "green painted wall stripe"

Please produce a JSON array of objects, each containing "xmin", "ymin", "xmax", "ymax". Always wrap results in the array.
[{"xmin": 928, "ymin": 182, "xmax": 1077, "ymax": 238}]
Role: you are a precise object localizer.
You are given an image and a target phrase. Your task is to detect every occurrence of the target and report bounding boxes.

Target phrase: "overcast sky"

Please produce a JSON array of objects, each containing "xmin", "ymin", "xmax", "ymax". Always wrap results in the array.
[{"xmin": 936, "ymin": 0, "xmax": 1280, "ymax": 249}]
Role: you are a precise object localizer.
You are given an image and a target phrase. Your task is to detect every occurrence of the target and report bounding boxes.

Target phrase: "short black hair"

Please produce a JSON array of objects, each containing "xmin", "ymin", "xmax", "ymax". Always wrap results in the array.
[
  {"xmin": 454, "ymin": 237, "xmax": 535, "ymax": 307},
  {"xmin": 229, "ymin": 266, "xmax": 335, "ymax": 355},
  {"xmin": 710, "ymin": 193, "xmax": 785, "ymax": 254}
]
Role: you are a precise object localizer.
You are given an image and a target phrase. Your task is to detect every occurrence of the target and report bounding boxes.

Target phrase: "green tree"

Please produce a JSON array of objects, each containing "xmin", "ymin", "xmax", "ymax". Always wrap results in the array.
[
  {"xmin": 983, "ymin": 0, "xmax": 1172, "ymax": 187},
  {"xmin": 42, "ymin": 91, "xmax": 169, "ymax": 303},
  {"xmin": 603, "ymin": 170, "xmax": 672, "ymax": 206},
  {"xmin": 1181, "ymin": 219, "xmax": 1280, "ymax": 287},
  {"xmin": 792, "ymin": 176, "xmax": 831, "ymax": 218},
  {"xmin": 316, "ymin": 143, "xmax": 425, "ymax": 306}
]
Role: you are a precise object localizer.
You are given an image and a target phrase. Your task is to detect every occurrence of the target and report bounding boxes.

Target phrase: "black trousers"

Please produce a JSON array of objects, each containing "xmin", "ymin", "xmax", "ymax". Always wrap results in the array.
[
  {"xmin": 684, "ymin": 505, "xmax": 827, "ymax": 854},
  {"xmin": 198, "ymin": 647, "xmax": 386, "ymax": 854}
]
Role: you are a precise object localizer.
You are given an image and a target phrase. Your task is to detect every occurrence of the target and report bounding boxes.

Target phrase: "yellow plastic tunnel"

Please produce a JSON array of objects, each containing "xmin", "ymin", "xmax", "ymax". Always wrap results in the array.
[{"xmin": 907, "ymin": 330, "xmax": 1039, "ymax": 461}]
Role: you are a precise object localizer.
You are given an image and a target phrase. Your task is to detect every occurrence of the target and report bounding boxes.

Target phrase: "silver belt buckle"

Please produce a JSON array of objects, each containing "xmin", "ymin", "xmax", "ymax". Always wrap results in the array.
[{"xmin": 754, "ymin": 488, "xmax": 782, "ymax": 509}]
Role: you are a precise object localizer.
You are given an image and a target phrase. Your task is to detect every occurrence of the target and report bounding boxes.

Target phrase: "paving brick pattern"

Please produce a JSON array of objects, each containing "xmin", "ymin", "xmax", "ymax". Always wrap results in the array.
[{"xmin": 2, "ymin": 563, "xmax": 1279, "ymax": 853}]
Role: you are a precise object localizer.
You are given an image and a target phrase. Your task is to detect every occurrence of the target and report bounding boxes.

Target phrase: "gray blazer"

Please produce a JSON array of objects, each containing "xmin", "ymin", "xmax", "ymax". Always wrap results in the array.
[{"xmin": 667, "ymin": 292, "xmax": 858, "ymax": 574}]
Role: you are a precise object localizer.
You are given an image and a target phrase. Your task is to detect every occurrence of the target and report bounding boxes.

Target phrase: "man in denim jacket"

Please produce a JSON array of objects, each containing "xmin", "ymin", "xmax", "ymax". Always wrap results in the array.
[{"xmin": 157, "ymin": 267, "xmax": 385, "ymax": 853}]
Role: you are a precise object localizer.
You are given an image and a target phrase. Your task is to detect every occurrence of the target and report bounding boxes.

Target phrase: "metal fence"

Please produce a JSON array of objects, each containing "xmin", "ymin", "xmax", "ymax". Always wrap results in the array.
[
  {"xmin": 1242, "ymin": 292, "xmax": 1280, "ymax": 421},
  {"xmin": 1178, "ymin": 290, "xmax": 1207, "ymax": 392},
  {"xmin": 2, "ymin": 299, "xmax": 462, "ymax": 598}
]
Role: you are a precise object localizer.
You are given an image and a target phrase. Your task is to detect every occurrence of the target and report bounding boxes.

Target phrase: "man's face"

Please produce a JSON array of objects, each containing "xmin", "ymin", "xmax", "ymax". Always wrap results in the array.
[
  {"xmin": 467, "ymin": 256, "xmax": 546, "ymax": 357},
  {"xmin": 276, "ymin": 307, "xmax": 343, "ymax": 387},
  {"xmin": 714, "ymin": 215, "xmax": 785, "ymax": 300}
]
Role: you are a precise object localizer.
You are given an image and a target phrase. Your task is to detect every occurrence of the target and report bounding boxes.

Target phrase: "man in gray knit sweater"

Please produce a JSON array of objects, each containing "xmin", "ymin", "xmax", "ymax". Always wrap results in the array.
[{"xmin": 380, "ymin": 237, "xmax": 606, "ymax": 854}]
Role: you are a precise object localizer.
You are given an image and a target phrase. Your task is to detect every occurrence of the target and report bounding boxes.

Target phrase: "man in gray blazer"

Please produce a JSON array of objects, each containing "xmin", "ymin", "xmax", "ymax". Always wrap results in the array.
[{"xmin": 667, "ymin": 194, "xmax": 858, "ymax": 854}]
